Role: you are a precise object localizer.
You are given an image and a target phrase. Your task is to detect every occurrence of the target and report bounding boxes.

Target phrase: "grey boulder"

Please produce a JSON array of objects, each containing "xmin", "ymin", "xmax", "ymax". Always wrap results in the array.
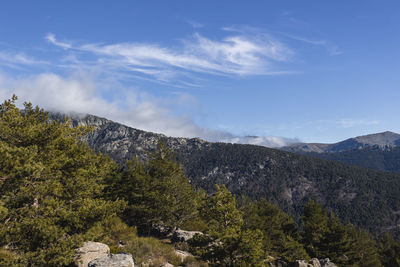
[
  {"xmin": 294, "ymin": 258, "xmax": 336, "ymax": 267},
  {"xmin": 171, "ymin": 228, "xmax": 202, "ymax": 243},
  {"xmin": 88, "ymin": 252, "xmax": 135, "ymax": 267},
  {"xmin": 320, "ymin": 258, "xmax": 337, "ymax": 267},
  {"xmin": 75, "ymin": 241, "xmax": 110, "ymax": 267}
]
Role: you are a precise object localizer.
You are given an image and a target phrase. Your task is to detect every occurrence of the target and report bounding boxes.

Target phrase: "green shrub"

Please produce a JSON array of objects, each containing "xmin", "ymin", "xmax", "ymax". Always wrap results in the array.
[
  {"xmin": 85, "ymin": 216, "xmax": 182, "ymax": 266},
  {"xmin": 124, "ymin": 236, "xmax": 181, "ymax": 266},
  {"xmin": 182, "ymin": 255, "xmax": 208, "ymax": 267}
]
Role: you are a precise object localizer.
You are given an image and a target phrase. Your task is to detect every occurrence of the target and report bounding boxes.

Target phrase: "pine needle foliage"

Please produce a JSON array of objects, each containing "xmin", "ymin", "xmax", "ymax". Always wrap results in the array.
[
  {"xmin": 191, "ymin": 185, "xmax": 265, "ymax": 266},
  {"xmin": 0, "ymin": 96, "xmax": 125, "ymax": 266},
  {"xmin": 110, "ymin": 141, "xmax": 198, "ymax": 234}
]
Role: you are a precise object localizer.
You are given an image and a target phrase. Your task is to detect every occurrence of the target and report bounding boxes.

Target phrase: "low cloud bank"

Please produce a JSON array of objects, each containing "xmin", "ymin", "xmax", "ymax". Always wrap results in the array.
[
  {"xmin": 0, "ymin": 73, "xmax": 297, "ymax": 148},
  {"xmin": 222, "ymin": 135, "xmax": 299, "ymax": 148}
]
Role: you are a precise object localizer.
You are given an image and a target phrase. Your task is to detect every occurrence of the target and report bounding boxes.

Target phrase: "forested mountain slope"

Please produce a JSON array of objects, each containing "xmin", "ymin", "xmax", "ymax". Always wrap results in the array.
[
  {"xmin": 281, "ymin": 131, "xmax": 400, "ymax": 153},
  {"xmin": 51, "ymin": 113, "xmax": 400, "ymax": 237},
  {"xmin": 281, "ymin": 132, "xmax": 400, "ymax": 173},
  {"xmin": 301, "ymin": 146, "xmax": 400, "ymax": 174}
]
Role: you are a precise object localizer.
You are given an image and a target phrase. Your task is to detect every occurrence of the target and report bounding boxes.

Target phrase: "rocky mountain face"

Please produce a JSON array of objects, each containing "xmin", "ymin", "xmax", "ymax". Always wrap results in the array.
[
  {"xmin": 281, "ymin": 131, "xmax": 400, "ymax": 153},
  {"xmin": 49, "ymin": 112, "xmax": 209, "ymax": 164},
  {"xmin": 50, "ymin": 113, "xmax": 400, "ymax": 237}
]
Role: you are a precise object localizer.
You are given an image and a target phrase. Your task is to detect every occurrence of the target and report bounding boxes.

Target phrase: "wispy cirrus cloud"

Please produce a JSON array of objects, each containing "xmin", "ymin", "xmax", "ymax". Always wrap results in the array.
[
  {"xmin": 186, "ymin": 20, "xmax": 204, "ymax": 28},
  {"xmin": 285, "ymin": 34, "xmax": 342, "ymax": 56},
  {"xmin": 0, "ymin": 51, "xmax": 48, "ymax": 69},
  {"xmin": 337, "ymin": 118, "xmax": 380, "ymax": 128},
  {"xmin": 45, "ymin": 33, "xmax": 72, "ymax": 49},
  {"xmin": 277, "ymin": 12, "xmax": 342, "ymax": 56},
  {"xmin": 45, "ymin": 32, "xmax": 293, "ymax": 84}
]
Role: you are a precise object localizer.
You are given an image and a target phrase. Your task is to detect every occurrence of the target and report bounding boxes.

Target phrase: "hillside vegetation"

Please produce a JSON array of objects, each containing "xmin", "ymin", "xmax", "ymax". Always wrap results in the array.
[
  {"xmin": 58, "ymin": 113, "xmax": 400, "ymax": 239},
  {"xmin": 177, "ymin": 143, "xmax": 400, "ymax": 237},
  {"xmin": 281, "ymin": 132, "xmax": 400, "ymax": 173},
  {"xmin": 1, "ymin": 98, "xmax": 400, "ymax": 266},
  {"xmin": 303, "ymin": 147, "xmax": 400, "ymax": 174}
]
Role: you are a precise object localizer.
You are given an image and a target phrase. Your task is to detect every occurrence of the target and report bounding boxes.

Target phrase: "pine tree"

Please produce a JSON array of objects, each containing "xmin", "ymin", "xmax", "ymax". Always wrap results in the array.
[
  {"xmin": 346, "ymin": 225, "xmax": 382, "ymax": 267},
  {"xmin": 378, "ymin": 232, "xmax": 400, "ymax": 267},
  {"xmin": 114, "ymin": 141, "xmax": 198, "ymax": 233},
  {"xmin": 146, "ymin": 141, "xmax": 198, "ymax": 227},
  {"xmin": 240, "ymin": 197, "xmax": 308, "ymax": 262},
  {"xmin": 191, "ymin": 185, "xmax": 265, "ymax": 266},
  {"xmin": 0, "ymin": 97, "xmax": 125, "ymax": 266},
  {"xmin": 301, "ymin": 199, "xmax": 329, "ymax": 258},
  {"xmin": 116, "ymin": 158, "xmax": 158, "ymax": 233},
  {"xmin": 319, "ymin": 212, "xmax": 351, "ymax": 265}
]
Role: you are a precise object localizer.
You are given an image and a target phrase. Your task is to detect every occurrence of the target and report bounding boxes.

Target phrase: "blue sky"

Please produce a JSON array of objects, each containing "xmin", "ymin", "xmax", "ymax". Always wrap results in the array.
[{"xmin": 0, "ymin": 1, "xmax": 399, "ymax": 145}]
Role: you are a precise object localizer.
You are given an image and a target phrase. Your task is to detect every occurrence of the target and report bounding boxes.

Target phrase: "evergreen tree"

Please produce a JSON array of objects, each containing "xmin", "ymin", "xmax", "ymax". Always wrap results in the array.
[
  {"xmin": 301, "ymin": 199, "xmax": 329, "ymax": 258},
  {"xmin": 240, "ymin": 197, "xmax": 308, "ymax": 262},
  {"xmin": 378, "ymin": 232, "xmax": 400, "ymax": 267},
  {"xmin": 114, "ymin": 141, "xmax": 198, "ymax": 233},
  {"xmin": 0, "ymin": 97, "xmax": 125, "ymax": 266},
  {"xmin": 115, "ymin": 158, "xmax": 157, "ymax": 233},
  {"xmin": 191, "ymin": 185, "xmax": 265, "ymax": 266},
  {"xmin": 320, "ymin": 212, "xmax": 351, "ymax": 265},
  {"xmin": 346, "ymin": 225, "xmax": 382, "ymax": 267},
  {"xmin": 146, "ymin": 141, "xmax": 198, "ymax": 227}
]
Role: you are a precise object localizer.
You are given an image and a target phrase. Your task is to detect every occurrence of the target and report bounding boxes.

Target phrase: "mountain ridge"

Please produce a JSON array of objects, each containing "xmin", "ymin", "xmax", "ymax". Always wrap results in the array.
[
  {"xmin": 281, "ymin": 131, "xmax": 400, "ymax": 153},
  {"xmin": 49, "ymin": 112, "xmax": 400, "ymax": 238}
]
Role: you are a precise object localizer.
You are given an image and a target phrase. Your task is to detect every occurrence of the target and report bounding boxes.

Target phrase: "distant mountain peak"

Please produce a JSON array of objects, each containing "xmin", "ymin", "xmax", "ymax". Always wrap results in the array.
[
  {"xmin": 353, "ymin": 131, "xmax": 400, "ymax": 146},
  {"xmin": 281, "ymin": 131, "xmax": 400, "ymax": 153}
]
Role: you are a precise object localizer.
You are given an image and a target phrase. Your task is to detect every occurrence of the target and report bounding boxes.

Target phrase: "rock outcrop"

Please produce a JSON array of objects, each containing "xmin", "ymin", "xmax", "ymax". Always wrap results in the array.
[
  {"xmin": 88, "ymin": 252, "xmax": 135, "ymax": 267},
  {"xmin": 171, "ymin": 229, "xmax": 202, "ymax": 243},
  {"xmin": 75, "ymin": 242, "xmax": 110, "ymax": 267},
  {"xmin": 295, "ymin": 258, "xmax": 321, "ymax": 267},
  {"xmin": 151, "ymin": 224, "xmax": 174, "ymax": 238},
  {"xmin": 319, "ymin": 258, "xmax": 337, "ymax": 267},
  {"xmin": 268, "ymin": 258, "xmax": 337, "ymax": 267},
  {"xmin": 76, "ymin": 242, "xmax": 135, "ymax": 267}
]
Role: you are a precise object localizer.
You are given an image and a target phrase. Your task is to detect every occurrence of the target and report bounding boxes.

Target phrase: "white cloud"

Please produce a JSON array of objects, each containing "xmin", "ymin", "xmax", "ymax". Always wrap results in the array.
[
  {"xmin": 0, "ymin": 72, "xmax": 295, "ymax": 147},
  {"xmin": 221, "ymin": 135, "xmax": 299, "ymax": 148},
  {"xmin": 281, "ymin": 34, "xmax": 342, "ymax": 56},
  {"xmin": 337, "ymin": 118, "xmax": 380, "ymax": 128},
  {"xmin": 0, "ymin": 31, "xmax": 299, "ymax": 147},
  {"xmin": 187, "ymin": 20, "xmax": 204, "ymax": 28},
  {"xmin": 45, "ymin": 32, "xmax": 293, "ymax": 83},
  {"xmin": 0, "ymin": 51, "xmax": 48, "ymax": 68},
  {"xmin": 45, "ymin": 33, "xmax": 72, "ymax": 49},
  {"xmin": 0, "ymin": 73, "xmax": 195, "ymax": 136}
]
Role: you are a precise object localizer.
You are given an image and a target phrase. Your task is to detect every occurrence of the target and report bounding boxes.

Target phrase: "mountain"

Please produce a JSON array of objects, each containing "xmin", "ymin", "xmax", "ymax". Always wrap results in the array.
[
  {"xmin": 300, "ymin": 146, "xmax": 400, "ymax": 174},
  {"xmin": 281, "ymin": 131, "xmax": 400, "ymax": 153},
  {"xmin": 51, "ymin": 113, "xmax": 400, "ymax": 237},
  {"xmin": 281, "ymin": 132, "xmax": 400, "ymax": 173}
]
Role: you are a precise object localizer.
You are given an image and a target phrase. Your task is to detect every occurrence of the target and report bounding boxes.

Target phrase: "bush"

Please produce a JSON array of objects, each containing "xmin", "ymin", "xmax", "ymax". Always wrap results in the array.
[
  {"xmin": 85, "ymin": 216, "xmax": 181, "ymax": 266},
  {"xmin": 182, "ymin": 255, "xmax": 209, "ymax": 267}
]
